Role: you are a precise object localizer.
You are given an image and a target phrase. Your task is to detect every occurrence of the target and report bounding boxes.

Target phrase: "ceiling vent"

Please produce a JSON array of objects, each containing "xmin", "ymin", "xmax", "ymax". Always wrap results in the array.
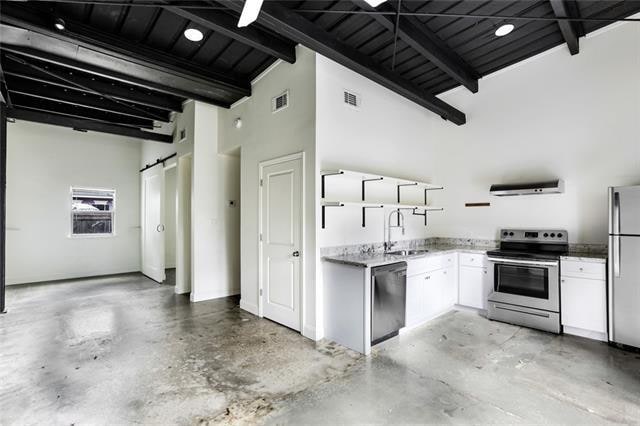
[
  {"xmin": 343, "ymin": 90, "xmax": 360, "ymax": 108},
  {"xmin": 272, "ymin": 90, "xmax": 289, "ymax": 113}
]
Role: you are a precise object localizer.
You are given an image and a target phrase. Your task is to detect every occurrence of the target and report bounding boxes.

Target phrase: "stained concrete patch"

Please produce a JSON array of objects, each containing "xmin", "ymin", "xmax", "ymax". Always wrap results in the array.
[{"xmin": 2, "ymin": 275, "xmax": 640, "ymax": 425}]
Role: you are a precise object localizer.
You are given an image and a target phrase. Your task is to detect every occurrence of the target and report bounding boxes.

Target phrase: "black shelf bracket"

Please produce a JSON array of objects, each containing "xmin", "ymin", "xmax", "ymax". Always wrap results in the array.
[
  {"xmin": 321, "ymin": 171, "xmax": 344, "ymax": 199},
  {"xmin": 412, "ymin": 209, "xmax": 428, "ymax": 226},
  {"xmin": 362, "ymin": 205, "xmax": 384, "ymax": 227},
  {"xmin": 361, "ymin": 177, "xmax": 384, "ymax": 200},
  {"xmin": 321, "ymin": 203, "xmax": 344, "ymax": 229},
  {"xmin": 396, "ymin": 183, "xmax": 418, "ymax": 225}
]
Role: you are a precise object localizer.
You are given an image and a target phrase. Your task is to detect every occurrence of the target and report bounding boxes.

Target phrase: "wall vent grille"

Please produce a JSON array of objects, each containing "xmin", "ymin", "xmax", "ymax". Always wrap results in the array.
[
  {"xmin": 272, "ymin": 90, "xmax": 289, "ymax": 113},
  {"xmin": 344, "ymin": 90, "xmax": 360, "ymax": 108}
]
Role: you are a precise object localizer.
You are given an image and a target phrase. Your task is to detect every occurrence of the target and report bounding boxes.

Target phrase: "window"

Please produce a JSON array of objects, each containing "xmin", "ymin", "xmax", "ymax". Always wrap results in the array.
[{"xmin": 71, "ymin": 187, "xmax": 116, "ymax": 236}]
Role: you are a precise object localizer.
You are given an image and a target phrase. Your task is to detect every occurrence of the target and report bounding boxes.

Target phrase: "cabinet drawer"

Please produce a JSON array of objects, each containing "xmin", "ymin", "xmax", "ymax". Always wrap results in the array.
[
  {"xmin": 561, "ymin": 260, "xmax": 605, "ymax": 280},
  {"xmin": 459, "ymin": 253, "xmax": 487, "ymax": 268},
  {"xmin": 407, "ymin": 254, "xmax": 456, "ymax": 276}
]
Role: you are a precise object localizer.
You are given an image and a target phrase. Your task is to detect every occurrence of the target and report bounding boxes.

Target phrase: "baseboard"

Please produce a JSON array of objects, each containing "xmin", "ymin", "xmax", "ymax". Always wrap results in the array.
[
  {"xmin": 191, "ymin": 290, "xmax": 240, "ymax": 303},
  {"xmin": 6, "ymin": 269, "xmax": 141, "ymax": 286},
  {"xmin": 563, "ymin": 326, "xmax": 608, "ymax": 342},
  {"xmin": 303, "ymin": 323, "xmax": 323, "ymax": 341},
  {"xmin": 239, "ymin": 299, "xmax": 259, "ymax": 315}
]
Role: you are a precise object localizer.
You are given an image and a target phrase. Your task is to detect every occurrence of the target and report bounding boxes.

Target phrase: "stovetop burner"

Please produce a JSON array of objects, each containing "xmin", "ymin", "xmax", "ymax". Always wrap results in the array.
[{"xmin": 491, "ymin": 228, "xmax": 569, "ymax": 260}]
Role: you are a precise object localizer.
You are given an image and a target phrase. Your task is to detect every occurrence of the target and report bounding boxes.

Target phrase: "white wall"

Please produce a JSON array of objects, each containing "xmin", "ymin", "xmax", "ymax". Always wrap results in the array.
[
  {"xmin": 317, "ymin": 20, "xmax": 640, "ymax": 247},
  {"xmin": 142, "ymin": 101, "xmax": 241, "ymax": 301},
  {"xmin": 6, "ymin": 121, "xmax": 142, "ymax": 284},
  {"xmin": 164, "ymin": 165, "xmax": 177, "ymax": 268},
  {"xmin": 218, "ymin": 45, "xmax": 319, "ymax": 340}
]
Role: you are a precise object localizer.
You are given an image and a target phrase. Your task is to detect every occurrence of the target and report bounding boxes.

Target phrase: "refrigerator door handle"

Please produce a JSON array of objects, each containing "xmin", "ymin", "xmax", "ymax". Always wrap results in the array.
[
  {"xmin": 613, "ymin": 235, "xmax": 621, "ymax": 278},
  {"xmin": 613, "ymin": 191, "xmax": 621, "ymax": 235}
]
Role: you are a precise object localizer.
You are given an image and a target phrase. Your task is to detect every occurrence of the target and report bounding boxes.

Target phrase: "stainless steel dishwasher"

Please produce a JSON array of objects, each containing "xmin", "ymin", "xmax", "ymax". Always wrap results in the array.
[{"xmin": 371, "ymin": 262, "xmax": 407, "ymax": 345}]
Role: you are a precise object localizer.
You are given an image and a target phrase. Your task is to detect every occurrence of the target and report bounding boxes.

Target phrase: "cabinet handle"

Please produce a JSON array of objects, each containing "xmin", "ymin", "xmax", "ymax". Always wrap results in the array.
[{"xmin": 425, "ymin": 276, "xmax": 431, "ymax": 280}]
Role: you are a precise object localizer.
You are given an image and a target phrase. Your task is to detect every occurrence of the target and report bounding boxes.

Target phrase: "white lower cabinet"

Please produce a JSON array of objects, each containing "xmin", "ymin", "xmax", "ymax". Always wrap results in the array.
[
  {"xmin": 560, "ymin": 259, "xmax": 607, "ymax": 341},
  {"xmin": 458, "ymin": 265, "xmax": 490, "ymax": 309},
  {"xmin": 405, "ymin": 257, "xmax": 458, "ymax": 328},
  {"xmin": 406, "ymin": 273, "xmax": 426, "ymax": 327}
]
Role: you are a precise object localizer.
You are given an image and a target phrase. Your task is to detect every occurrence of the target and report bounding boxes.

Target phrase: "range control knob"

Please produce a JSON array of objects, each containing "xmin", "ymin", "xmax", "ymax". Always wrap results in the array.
[
  {"xmin": 543, "ymin": 233, "xmax": 549, "ymax": 237},
  {"xmin": 557, "ymin": 233, "xmax": 563, "ymax": 238},
  {"xmin": 503, "ymin": 231, "xmax": 508, "ymax": 236},
  {"xmin": 509, "ymin": 232, "xmax": 514, "ymax": 236},
  {"xmin": 550, "ymin": 233, "xmax": 556, "ymax": 238}
]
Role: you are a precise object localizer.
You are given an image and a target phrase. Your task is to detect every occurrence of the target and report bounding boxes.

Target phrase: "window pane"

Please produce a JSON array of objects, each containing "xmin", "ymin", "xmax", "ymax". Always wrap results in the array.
[{"xmin": 71, "ymin": 188, "xmax": 115, "ymax": 235}]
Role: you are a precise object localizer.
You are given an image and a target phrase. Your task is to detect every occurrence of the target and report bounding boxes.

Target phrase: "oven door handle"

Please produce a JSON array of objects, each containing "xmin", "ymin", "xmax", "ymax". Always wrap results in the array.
[{"xmin": 486, "ymin": 257, "xmax": 559, "ymax": 267}]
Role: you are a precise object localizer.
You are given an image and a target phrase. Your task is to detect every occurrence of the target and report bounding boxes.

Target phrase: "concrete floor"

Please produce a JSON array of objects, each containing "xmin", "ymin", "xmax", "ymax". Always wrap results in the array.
[{"xmin": 1, "ymin": 274, "xmax": 639, "ymax": 425}]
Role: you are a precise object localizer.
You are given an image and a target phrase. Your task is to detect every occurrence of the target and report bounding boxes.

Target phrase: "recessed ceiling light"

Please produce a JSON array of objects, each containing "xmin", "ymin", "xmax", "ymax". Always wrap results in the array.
[
  {"xmin": 364, "ymin": 0, "xmax": 387, "ymax": 6},
  {"xmin": 495, "ymin": 24, "xmax": 515, "ymax": 37},
  {"xmin": 54, "ymin": 18, "xmax": 65, "ymax": 31},
  {"xmin": 184, "ymin": 28, "xmax": 203, "ymax": 42}
]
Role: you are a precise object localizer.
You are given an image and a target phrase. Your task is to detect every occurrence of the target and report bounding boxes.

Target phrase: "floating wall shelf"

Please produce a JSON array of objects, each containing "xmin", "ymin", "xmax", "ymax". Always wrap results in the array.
[{"xmin": 320, "ymin": 169, "xmax": 444, "ymax": 228}]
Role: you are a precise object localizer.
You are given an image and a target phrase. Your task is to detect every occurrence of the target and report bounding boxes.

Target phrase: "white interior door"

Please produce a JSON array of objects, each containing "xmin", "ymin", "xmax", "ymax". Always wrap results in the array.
[
  {"xmin": 261, "ymin": 155, "xmax": 303, "ymax": 331},
  {"xmin": 141, "ymin": 165, "xmax": 165, "ymax": 283}
]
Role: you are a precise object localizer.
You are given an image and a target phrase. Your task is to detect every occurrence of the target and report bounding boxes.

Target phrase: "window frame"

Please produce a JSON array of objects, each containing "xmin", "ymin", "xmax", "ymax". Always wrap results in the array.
[{"xmin": 69, "ymin": 186, "xmax": 117, "ymax": 238}]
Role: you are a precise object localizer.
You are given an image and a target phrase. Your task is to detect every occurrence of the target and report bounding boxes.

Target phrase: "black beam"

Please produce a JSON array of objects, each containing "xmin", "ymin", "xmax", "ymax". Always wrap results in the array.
[
  {"xmin": 0, "ymin": 3, "xmax": 250, "ymax": 98},
  {"xmin": 5, "ymin": 77, "xmax": 170, "ymax": 122},
  {"xmin": 352, "ymin": 0, "xmax": 479, "ymax": 93},
  {"xmin": 10, "ymin": 94, "xmax": 156, "ymax": 129},
  {"xmin": 0, "ymin": 101, "xmax": 6, "ymax": 313},
  {"xmin": 7, "ymin": 108, "xmax": 173, "ymax": 143},
  {"xmin": 218, "ymin": 0, "xmax": 466, "ymax": 124},
  {"xmin": 165, "ymin": 6, "xmax": 297, "ymax": 63},
  {"xmin": 1, "ymin": 43, "xmax": 233, "ymax": 108},
  {"xmin": 0, "ymin": 25, "xmax": 245, "ymax": 107},
  {"xmin": 550, "ymin": 0, "xmax": 581, "ymax": 55},
  {"xmin": 2, "ymin": 58, "xmax": 183, "ymax": 112}
]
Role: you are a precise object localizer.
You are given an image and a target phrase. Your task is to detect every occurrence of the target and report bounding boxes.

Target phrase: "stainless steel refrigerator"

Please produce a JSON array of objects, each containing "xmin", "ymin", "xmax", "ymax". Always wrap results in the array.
[{"xmin": 608, "ymin": 185, "xmax": 640, "ymax": 349}]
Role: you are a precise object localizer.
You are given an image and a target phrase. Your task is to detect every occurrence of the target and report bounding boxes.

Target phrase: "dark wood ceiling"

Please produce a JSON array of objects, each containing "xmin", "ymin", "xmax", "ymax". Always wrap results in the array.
[{"xmin": 1, "ymin": 0, "xmax": 639, "ymax": 139}]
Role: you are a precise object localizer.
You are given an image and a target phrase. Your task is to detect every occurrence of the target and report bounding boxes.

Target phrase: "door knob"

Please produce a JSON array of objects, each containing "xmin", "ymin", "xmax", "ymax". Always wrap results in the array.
[
  {"xmin": 292, "ymin": 251, "xmax": 300, "ymax": 257},
  {"xmin": 156, "ymin": 224, "xmax": 165, "ymax": 232}
]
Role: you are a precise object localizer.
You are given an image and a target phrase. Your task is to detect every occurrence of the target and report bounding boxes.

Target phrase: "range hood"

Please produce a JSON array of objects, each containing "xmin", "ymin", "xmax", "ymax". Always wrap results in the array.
[{"xmin": 490, "ymin": 180, "xmax": 565, "ymax": 196}]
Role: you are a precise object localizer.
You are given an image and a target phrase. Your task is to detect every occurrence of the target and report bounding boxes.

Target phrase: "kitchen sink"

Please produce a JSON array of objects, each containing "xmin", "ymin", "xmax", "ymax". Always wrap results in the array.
[{"xmin": 386, "ymin": 249, "xmax": 429, "ymax": 256}]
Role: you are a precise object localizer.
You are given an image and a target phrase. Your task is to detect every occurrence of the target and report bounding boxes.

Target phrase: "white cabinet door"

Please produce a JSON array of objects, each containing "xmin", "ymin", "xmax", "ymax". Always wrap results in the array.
[
  {"xmin": 423, "ymin": 272, "xmax": 441, "ymax": 321},
  {"xmin": 561, "ymin": 277, "xmax": 607, "ymax": 333},
  {"xmin": 442, "ymin": 266, "xmax": 457, "ymax": 308},
  {"xmin": 406, "ymin": 274, "xmax": 425, "ymax": 327},
  {"xmin": 458, "ymin": 266, "xmax": 488, "ymax": 309}
]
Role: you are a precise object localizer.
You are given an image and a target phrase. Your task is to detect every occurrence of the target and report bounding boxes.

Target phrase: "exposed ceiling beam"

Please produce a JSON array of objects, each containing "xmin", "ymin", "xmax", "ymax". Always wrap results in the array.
[
  {"xmin": 218, "ymin": 0, "xmax": 465, "ymax": 125},
  {"xmin": 7, "ymin": 108, "xmax": 173, "ymax": 143},
  {"xmin": 0, "ymin": 41, "xmax": 227, "ymax": 108},
  {"xmin": 164, "ymin": 5, "xmax": 297, "ymax": 63},
  {"xmin": 549, "ymin": 0, "xmax": 583, "ymax": 55},
  {"xmin": 2, "ymin": 56, "xmax": 183, "ymax": 112},
  {"xmin": 0, "ymin": 3, "xmax": 251, "ymax": 103},
  {"xmin": 10, "ymin": 94, "xmax": 155, "ymax": 129},
  {"xmin": 351, "ymin": 0, "xmax": 479, "ymax": 94},
  {"xmin": 5, "ymin": 77, "xmax": 171, "ymax": 122}
]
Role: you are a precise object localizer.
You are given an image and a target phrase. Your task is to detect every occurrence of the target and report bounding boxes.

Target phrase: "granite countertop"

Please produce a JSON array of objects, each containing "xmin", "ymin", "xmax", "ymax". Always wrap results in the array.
[
  {"xmin": 322, "ymin": 245, "xmax": 493, "ymax": 268},
  {"xmin": 561, "ymin": 251, "xmax": 608, "ymax": 263}
]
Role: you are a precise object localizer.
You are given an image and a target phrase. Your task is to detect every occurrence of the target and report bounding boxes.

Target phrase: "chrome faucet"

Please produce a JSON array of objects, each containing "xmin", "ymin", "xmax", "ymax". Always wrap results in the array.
[{"xmin": 384, "ymin": 210, "xmax": 405, "ymax": 252}]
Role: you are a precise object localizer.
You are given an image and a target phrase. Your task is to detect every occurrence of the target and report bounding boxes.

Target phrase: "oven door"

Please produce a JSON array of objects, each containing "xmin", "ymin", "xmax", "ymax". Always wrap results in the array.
[{"xmin": 486, "ymin": 257, "xmax": 559, "ymax": 312}]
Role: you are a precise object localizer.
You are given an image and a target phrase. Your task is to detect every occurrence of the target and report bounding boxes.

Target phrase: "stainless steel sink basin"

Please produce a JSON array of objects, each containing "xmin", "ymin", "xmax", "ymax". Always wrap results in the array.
[{"xmin": 386, "ymin": 249, "xmax": 429, "ymax": 256}]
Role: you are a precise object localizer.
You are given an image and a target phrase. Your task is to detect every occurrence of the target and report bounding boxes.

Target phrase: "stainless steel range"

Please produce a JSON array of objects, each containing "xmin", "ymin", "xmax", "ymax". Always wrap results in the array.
[{"xmin": 486, "ymin": 229, "xmax": 568, "ymax": 333}]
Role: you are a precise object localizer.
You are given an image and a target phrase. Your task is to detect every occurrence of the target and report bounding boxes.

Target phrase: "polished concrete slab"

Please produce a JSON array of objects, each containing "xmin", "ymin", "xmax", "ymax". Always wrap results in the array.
[{"xmin": 1, "ymin": 274, "xmax": 639, "ymax": 425}]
